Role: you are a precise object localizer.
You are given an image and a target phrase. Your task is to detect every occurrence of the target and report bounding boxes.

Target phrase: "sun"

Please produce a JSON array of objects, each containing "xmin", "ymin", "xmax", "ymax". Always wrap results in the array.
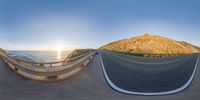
[
  {"xmin": 54, "ymin": 44, "xmax": 65, "ymax": 59},
  {"xmin": 55, "ymin": 45, "xmax": 64, "ymax": 52}
]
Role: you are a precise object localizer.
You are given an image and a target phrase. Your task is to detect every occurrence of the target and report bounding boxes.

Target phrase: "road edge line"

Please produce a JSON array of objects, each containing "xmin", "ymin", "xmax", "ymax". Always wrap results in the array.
[{"xmin": 100, "ymin": 51, "xmax": 199, "ymax": 95}]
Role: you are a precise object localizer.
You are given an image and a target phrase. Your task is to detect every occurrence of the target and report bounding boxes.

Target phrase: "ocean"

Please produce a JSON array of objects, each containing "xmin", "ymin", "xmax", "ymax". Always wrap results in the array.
[{"xmin": 8, "ymin": 50, "xmax": 72, "ymax": 63}]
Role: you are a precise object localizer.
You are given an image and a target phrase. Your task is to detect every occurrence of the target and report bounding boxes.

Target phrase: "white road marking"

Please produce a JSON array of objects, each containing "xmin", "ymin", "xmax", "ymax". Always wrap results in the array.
[{"xmin": 100, "ymin": 51, "xmax": 199, "ymax": 95}]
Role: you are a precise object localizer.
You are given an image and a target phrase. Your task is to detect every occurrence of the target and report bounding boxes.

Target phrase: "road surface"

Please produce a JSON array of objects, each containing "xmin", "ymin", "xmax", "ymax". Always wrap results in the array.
[
  {"xmin": 0, "ymin": 52, "xmax": 200, "ymax": 100},
  {"xmin": 100, "ymin": 51, "xmax": 198, "ymax": 95}
]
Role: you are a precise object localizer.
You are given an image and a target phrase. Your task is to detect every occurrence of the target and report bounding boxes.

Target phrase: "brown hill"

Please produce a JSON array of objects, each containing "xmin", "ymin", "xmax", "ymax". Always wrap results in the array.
[{"xmin": 100, "ymin": 34, "xmax": 200, "ymax": 57}]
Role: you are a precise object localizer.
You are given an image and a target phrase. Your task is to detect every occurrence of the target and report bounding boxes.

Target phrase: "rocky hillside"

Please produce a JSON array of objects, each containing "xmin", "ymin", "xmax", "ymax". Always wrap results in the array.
[
  {"xmin": 65, "ymin": 49, "xmax": 94, "ymax": 59},
  {"xmin": 100, "ymin": 34, "xmax": 200, "ymax": 57}
]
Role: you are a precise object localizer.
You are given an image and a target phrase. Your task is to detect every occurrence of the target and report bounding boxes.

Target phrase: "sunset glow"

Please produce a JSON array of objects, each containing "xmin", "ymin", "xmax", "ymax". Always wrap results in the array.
[{"xmin": 54, "ymin": 44, "xmax": 65, "ymax": 59}]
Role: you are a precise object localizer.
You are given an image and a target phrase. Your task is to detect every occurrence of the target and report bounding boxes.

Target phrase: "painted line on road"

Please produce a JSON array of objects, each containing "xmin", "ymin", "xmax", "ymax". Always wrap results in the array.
[{"xmin": 100, "ymin": 51, "xmax": 199, "ymax": 95}]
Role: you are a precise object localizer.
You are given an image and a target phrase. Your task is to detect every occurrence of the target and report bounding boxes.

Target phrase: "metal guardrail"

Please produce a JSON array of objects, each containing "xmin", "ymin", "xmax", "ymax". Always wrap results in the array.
[
  {"xmin": 0, "ymin": 49, "xmax": 96, "ymax": 82},
  {"xmin": 8, "ymin": 51, "xmax": 92, "ymax": 67}
]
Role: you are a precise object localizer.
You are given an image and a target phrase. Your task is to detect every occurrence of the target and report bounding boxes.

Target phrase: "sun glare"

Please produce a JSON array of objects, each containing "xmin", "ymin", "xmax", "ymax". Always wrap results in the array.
[{"xmin": 55, "ymin": 45, "xmax": 65, "ymax": 59}]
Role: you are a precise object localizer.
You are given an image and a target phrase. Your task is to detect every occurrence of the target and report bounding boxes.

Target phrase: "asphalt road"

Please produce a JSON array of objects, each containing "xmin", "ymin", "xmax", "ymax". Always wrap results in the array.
[
  {"xmin": 0, "ymin": 52, "xmax": 200, "ymax": 100},
  {"xmin": 100, "ymin": 51, "xmax": 198, "ymax": 95}
]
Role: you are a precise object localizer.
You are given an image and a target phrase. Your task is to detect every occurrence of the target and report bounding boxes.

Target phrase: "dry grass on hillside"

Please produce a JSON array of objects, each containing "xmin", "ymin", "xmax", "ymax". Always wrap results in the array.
[
  {"xmin": 100, "ymin": 34, "xmax": 200, "ymax": 57},
  {"xmin": 66, "ymin": 49, "xmax": 94, "ymax": 59}
]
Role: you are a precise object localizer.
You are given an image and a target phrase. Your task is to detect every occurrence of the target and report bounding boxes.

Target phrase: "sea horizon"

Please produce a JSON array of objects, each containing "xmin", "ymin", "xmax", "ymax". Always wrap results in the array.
[{"xmin": 8, "ymin": 50, "xmax": 72, "ymax": 63}]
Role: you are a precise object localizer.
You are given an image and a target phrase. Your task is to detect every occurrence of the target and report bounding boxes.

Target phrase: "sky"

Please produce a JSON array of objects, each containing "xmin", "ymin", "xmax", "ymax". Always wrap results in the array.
[{"xmin": 0, "ymin": 0, "xmax": 200, "ymax": 50}]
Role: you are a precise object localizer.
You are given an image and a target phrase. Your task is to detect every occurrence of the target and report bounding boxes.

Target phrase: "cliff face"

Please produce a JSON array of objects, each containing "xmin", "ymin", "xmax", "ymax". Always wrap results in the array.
[{"xmin": 100, "ymin": 34, "xmax": 200, "ymax": 56}]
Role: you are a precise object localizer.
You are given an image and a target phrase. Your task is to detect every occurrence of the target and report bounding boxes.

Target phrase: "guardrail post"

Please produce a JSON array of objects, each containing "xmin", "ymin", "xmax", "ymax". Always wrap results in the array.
[{"xmin": 39, "ymin": 63, "xmax": 44, "ymax": 67}]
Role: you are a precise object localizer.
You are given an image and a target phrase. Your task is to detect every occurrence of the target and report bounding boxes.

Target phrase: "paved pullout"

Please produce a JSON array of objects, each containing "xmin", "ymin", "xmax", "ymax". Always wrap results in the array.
[
  {"xmin": 0, "ymin": 53, "xmax": 200, "ymax": 100},
  {"xmin": 100, "ymin": 51, "xmax": 198, "ymax": 95}
]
